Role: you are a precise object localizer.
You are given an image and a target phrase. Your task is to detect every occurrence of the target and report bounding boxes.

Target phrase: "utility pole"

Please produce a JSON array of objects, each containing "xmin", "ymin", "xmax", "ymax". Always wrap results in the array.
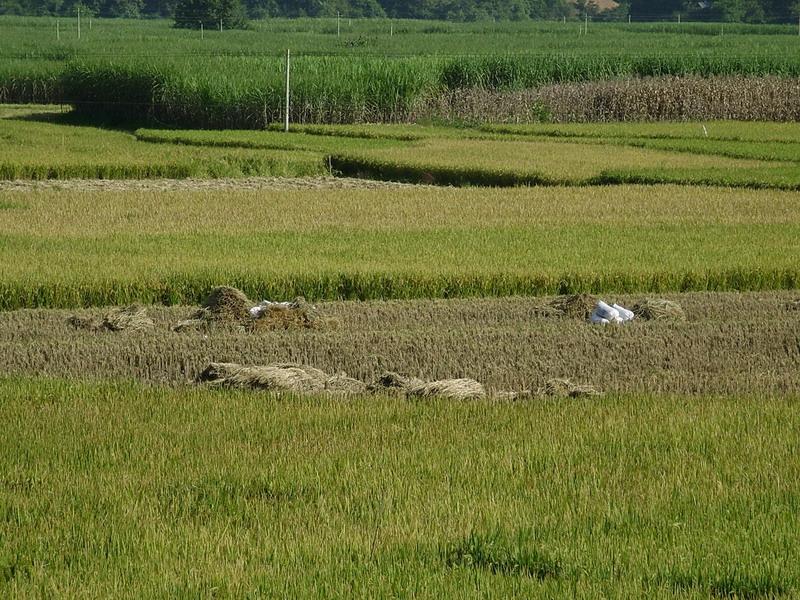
[
  {"xmin": 200, "ymin": 21, "xmax": 204, "ymax": 39},
  {"xmin": 284, "ymin": 49, "xmax": 291, "ymax": 133},
  {"xmin": 220, "ymin": 19, "xmax": 222, "ymax": 32},
  {"xmin": 57, "ymin": 19, "xmax": 60, "ymax": 41},
  {"xmin": 77, "ymin": 6, "xmax": 81, "ymax": 40},
  {"xmin": 337, "ymin": 11, "xmax": 340, "ymax": 37}
]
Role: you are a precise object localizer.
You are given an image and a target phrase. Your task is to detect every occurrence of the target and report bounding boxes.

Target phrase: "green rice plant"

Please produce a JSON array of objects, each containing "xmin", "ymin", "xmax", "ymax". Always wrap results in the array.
[
  {"xmin": 558, "ymin": 137, "xmax": 800, "ymax": 163},
  {"xmin": 481, "ymin": 120, "xmax": 800, "ymax": 143},
  {"xmin": 0, "ymin": 112, "xmax": 326, "ymax": 179},
  {"xmin": 1, "ymin": 377, "xmax": 799, "ymax": 596},
  {"xmin": 134, "ymin": 127, "xmax": 404, "ymax": 153},
  {"xmin": 651, "ymin": 570, "xmax": 792, "ymax": 598},
  {"xmin": 5, "ymin": 108, "xmax": 800, "ymax": 188},
  {"xmin": 445, "ymin": 530, "xmax": 561, "ymax": 579},
  {"xmin": 331, "ymin": 136, "xmax": 789, "ymax": 188}
]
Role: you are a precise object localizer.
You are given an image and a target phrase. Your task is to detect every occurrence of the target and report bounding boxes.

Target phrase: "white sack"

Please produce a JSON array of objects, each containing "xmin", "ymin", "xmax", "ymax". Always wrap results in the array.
[
  {"xmin": 612, "ymin": 303, "xmax": 635, "ymax": 322},
  {"xmin": 249, "ymin": 300, "xmax": 293, "ymax": 319},
  {"xmin": 594, "ymin": 300, "xmax": 619, "ymax": 321}
]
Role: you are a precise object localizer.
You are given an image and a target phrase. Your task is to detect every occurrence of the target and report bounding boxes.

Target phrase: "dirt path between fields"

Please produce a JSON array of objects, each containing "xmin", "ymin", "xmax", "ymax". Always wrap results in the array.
[{"xmin": 0, "ymin": 176, "xmax": 427, "ymax": 193}]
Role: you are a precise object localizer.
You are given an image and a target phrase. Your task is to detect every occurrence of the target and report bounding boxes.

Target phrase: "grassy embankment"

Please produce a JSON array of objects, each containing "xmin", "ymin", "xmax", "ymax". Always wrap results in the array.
[
  {"xmin": 137, "ymin": 122, "xmax": 800, "ymax": 188},
  {"xmin": 0, "ymin": 109, "xmax": 340, "ymax": 178}
]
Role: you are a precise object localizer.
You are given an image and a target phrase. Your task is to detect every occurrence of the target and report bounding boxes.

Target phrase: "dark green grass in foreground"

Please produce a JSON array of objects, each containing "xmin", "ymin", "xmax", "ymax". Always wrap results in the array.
[{"xmin": 1, "ymin": 378, "xmax": 798, "ymax": 598}]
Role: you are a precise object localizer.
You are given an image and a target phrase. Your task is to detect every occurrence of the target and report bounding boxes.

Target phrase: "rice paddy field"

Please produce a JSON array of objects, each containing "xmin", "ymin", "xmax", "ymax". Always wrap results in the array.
[
  {"xmin": 3, "ymin": 15, "xmax": 800, "ymax": 599},
  {"xmin": 1, "ymin": 378, "xmax": 798, "ymax": 598},
  {"xmin": 7, "ymin": 105, "xmax": 800, "ymax": 189},
  {"xmin": 4, "ymin": 180, "xmax": 800, "ymax": 308}
]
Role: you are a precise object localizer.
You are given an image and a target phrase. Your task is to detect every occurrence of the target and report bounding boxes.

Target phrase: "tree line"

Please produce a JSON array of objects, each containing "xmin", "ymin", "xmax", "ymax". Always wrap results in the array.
[{"xmin": 1, "ymin": 0, "xmax": 797, "ymax": 24}]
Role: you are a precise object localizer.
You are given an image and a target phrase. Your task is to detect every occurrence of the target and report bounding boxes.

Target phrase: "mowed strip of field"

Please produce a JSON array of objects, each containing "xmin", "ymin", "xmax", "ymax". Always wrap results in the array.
[
  {"xmin": 1, "ymin": 377, "xmax": 798, "ymax": 598},
  {"xmin": 3, "ymin": 292, "xmax": 799, "ymax": 396},
  {"xmin": 1, "ymin": 185, "xmax": 799, "ymax": 308}
]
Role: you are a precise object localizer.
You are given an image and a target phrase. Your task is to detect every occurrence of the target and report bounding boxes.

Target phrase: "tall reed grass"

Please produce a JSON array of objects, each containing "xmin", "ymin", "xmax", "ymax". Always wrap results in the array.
[
  {"xmin": 4, "ymin": 16, "xmax": 800, "ymax": 125},
  {"xmin": 58, "ymin": 54, "xmax": 800, "ymax": 127},
  {"xmin": 62, "ymin": 56, "xmax": 438, "ymax": 126},
  {"xmin": 423, "ymin": 76, "xmax": 800, "ymax": 123}
]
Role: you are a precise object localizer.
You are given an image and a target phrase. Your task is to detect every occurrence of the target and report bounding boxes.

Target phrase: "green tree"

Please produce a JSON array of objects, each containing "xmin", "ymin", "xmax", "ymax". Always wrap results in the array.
[
  {"xmin": 715, "ymin": 0, "xmax": 766, "ymax": 21},
  {"xmin": 103, "ymin": 0, "xmax": 144, "ymax": 17},
  {"xmin": 630, "ymin": 0, "xmax": 682, "ymax": 16},
  {"xmin": 174, "ymin": 0, "xmax": 247, "ymax": 28}
]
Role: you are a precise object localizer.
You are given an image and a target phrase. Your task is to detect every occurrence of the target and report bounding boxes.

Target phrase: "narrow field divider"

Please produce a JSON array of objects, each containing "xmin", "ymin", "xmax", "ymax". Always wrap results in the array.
[{"xmin": 1, "ymin": 268, "xmax": 797, "ymax": 310}]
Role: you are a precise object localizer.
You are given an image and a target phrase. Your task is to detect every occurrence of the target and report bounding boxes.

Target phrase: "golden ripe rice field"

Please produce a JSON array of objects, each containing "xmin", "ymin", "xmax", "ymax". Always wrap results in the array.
[{"xmin": 2, "ymin": 184, "xmax": 799, "ymax": 308}]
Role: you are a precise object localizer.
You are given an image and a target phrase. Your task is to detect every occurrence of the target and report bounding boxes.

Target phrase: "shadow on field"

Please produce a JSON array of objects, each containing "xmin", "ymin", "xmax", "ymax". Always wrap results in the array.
[
  {"xmin": 444, "ymin": 529, "xmax": 562, "ymax": 580},
  {"xmin": 650, "ymin": 571, "xmax": 793, "ymax": 598},
  {"xmin": 8, "ymin": 108, "xmax": 154, "ymax": 133},
  {"xmin": 158, "ymin": 476, "xmax": 319, "ymax": 522}
]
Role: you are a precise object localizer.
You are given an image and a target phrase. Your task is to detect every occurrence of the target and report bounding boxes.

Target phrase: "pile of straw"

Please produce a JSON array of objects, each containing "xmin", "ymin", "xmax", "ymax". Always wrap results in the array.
[
  {"xmin": 173, "ymin": 286, "xmax": 252, "ymax": 332},
  {"xmin": 197, "ymin": 363, "xmax": 597, "ymax": 402},
  {"xmin": 67, "ymin": 305, "xmax": 154, "ymax": 332},
  {"xmin": 204, "ymin": 286, "xmax": 251, "ymax": 321},
  {"xmin": 547, "ymin": 294, "xmax": 598, "ymax": 319},
  {"xmin": 174, "ymin": 286, "xmax": 325, "ymax": 333},
  {"xmin": 197, "ymin": 362, "xmax": 365, "ymax": 396},
  {"xmin": 632, "ymin": 299, "xmax": 687, "ymax": 322},
  {"xmin": 370, "ymin": 371, "xmax": 486, "ymax": 400},
  {"xmin": 251, "ymin": 298, "xmax": 323, "ymax": 331}
]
